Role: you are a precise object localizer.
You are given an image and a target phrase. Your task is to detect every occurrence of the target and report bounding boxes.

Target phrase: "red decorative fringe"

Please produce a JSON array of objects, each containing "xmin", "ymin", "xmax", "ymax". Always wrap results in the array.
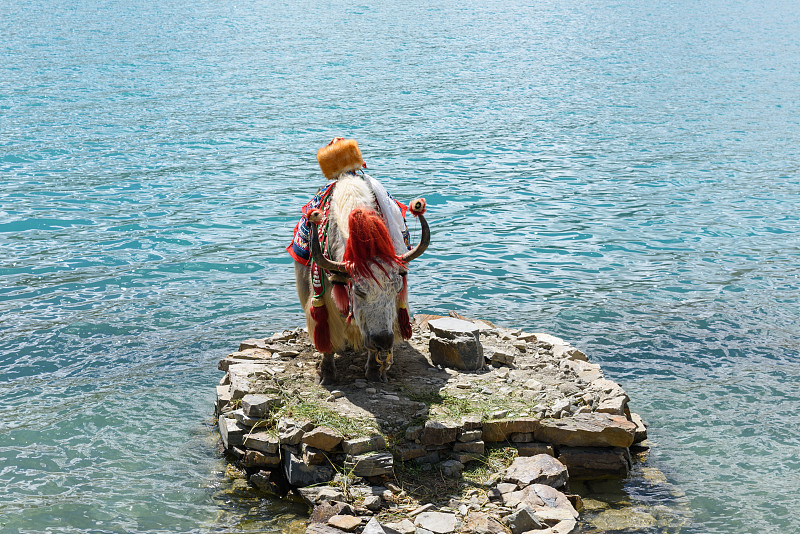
[
  {"xmin": 398, "ymin": 307, "xmax": 412, "ymax": 340},
  {"xmin": 400, "ymin": 275, "xmax": 408, "ymax": 303},
  {"xmin": 310, "ymin": 304, "xmax": 332, "ymax": 353},
  {"xmin": 343, "ymin": 207, "xmax": 404, "ymax": 280},
  {"xmin": 332, "ymin": 283, "xmax": 349, "ymax": 316}
]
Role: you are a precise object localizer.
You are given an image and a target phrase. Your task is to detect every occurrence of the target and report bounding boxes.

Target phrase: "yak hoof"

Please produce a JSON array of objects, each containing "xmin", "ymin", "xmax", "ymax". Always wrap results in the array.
[{"xmin": 317, "ymin": 353, "xmax": 337, "ymax": 385}]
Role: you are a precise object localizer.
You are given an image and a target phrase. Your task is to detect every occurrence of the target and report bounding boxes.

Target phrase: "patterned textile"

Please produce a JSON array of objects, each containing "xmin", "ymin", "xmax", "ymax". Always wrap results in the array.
[{"xmin": 287, "ymin": 175, "xmax": 410, "ymax": 265}]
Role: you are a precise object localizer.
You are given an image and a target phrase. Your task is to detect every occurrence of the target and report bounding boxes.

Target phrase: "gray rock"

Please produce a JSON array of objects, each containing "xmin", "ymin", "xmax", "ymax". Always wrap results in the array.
[
  {"xmin": 229, "ymin": 363, "xmax": 278, "ymax": 399},
  {"xmin": 405, "ymin": 425, "xmax": 423, "ymax": 441},
  {"xmin": 552, "ymin": 344, "xmax": 588, "ymax": 362},
  {"xmin": 216, "ymin": 385, "xmax": 232, "ymax": 413},
  {"xmin": 241, "ymin": 393, "xmax": 281, "ymax": 418},
  {"xmin": 551, "ymin": 398, "xmax": 571, "ymax": 416},
  {"xmin": 328, "ymin": 515, "xmax": 361, "ymax": 532},
  {"xmin": 535, "ymin": 413, "xmax": 636, "ymax": 448},
  {"xmin": 233, "ymin": 408, "xmax": 269, "ymax": 428},
  {"xmin": 342, "ymin": 435, "xmax": 386, "ymax": 455},
  {"xmin": 629, "ymin": 412, "xmax": 648, "ymax": 443},
  {"xmin": 238, "ymin": 338, "xmax": 271, "ymax": 351},
  {"xmin": 510, "ymin": 432, "xmax": 535, "ymax": 443},
  {"xmin": 302, "ymin": 426, "xmax": 344, "ymax": 452},
  {"xmin": 429, "ymin": 336, "xmax": 485, "ymax": 371},
  {"xmin": 504, "ymin": 506, "xmax": 543, "ymax": 534},
  {"xmin": 249, "ymin": 470, "xmax": 286, "ymax": 497},
  {"xmin": 460, "ymin": 511, "xmax": 507, "ymax": 534},
  {"xmin": 218, "ymin": 415, "xmax": 247, "ymax": 449},
  {"xmin": 458, "ymin": 429, "xmax": 482, "ymax": 442},
  {"xmin": 409, "ymin": 503, "xmax": 437, "ymax": 517},
  {"xmin": 461, "ymin": 416, "xmax": 483, "ymax": 430},
  {"xmin": 242, "ymin": 430, "xmax": 279, "ymax": 454},
  {"xmin": 302, "ymin": 444, "xmax": 328, "ymax": 465},
  {"xmin": 308, "ymin": 500, "xmax": 352, "ymax": 523},
  {"xmin": 490, "ymin": 350, "xmax": 515, "ymax": 366},
  {"xmin": 428, "ymin": 318, "xmax": 482, "ymax": 340},
  {"xmin": 532, "ymin": 507, "xmax": 577, "ymax": 525},
  {"xmin": 450, "ymin": 452, "xmax": 481, "ymax": 464},
  {"xmin": 482, "ymin": 418, "xmax": 539, "ymax": 442},
  {"xmin": 305, "ymin": 523, "xmax": 351, "ymax": 534},
  {"xmin": 345, "ymin": 451, "xmax": 394, "ymax": 477},
  {"xmin": 362, "ymin": 518, "xmax": 387, "ymax": 534},
  {"xmin": 515, "ymin": 442, "xmax": 555, "ymax": 457},
  {"xmin": 453, "ymin": 440, "xmax": 484, "ymax": 455},
  {"xmin": 243, "ymin": 449, "xmax": 281, "ymax": 468},
  {"xmin": 557, "ymin": 446, "xmax": 632, "ymax": 479},
  {"xmin": 523, "ymin": 379, "xmax": 544, "ymax": 391},
  {"xmin": 397, "ymin": 442, "xmax": 427, "ymax": 461},
  {"xmin": 284, "ymin": 450, "xmax": 334, "ymax": 487},
  {"xmin": 363, "ymin": 494, "xmax": 382, "ymax": 511},
  {"xmin": 497, "ymin": 482, "xmax": 518, "ymax": 494},
  {"xmin": 531, "ymin": 333, "xmax": 565, "ymax": 348},
  {"xmin": 596, "ymin": 395, "xmax": 628, "ymax": 416},
  {"xmin": 420, "ymin": 420, "xmax": 459, "ymax": 446},
  {"xmin": 504, "ymin": 454, "xmax": 569, "ymax": 489},
  {"xmin": 440, "ymin": 459, "xmax": 464, "ymax": 478},
  {"xmin": 557, "ymin": 383, "xmax": 581, "ymax": 397},
  {"xmin": 298, "ymin": 486, "xmax": 346, "ymax": 506},
  {"xmin": 414, "ymin": 511, "xmax": 458, "ymax": 534},
  {"xmin": 280, "ymin": 426, "xmax": 305, "ymax": 446},
  {"xmin": 385, "ymin": 519, "xmax": 416, "ymax": 534}
]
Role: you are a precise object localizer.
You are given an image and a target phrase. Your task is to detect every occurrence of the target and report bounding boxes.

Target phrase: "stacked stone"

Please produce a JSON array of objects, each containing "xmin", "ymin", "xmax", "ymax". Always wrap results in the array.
[
  {"xmin": 304, "ymin": 453, "xmax": 581, "ymax": 534},
  {"xmin": 215, "ymin": 317, "xmax": 652, "ymax": 534}
]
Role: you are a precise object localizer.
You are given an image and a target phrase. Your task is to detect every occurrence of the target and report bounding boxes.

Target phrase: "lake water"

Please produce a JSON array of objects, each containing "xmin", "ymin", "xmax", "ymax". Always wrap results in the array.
[{"xmin": 1, "ymin": 0, "xmax": 798, "ymax": 532}]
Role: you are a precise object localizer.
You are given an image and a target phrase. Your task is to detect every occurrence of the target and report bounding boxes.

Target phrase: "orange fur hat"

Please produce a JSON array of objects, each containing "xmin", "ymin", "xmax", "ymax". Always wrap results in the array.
[{"xmin": 316, "ymin": 138, "xmax": 364, "ymax": 179}]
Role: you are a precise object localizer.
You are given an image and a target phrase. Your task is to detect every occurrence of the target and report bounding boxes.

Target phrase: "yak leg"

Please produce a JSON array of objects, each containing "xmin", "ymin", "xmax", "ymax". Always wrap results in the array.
[
  {"xmin": 317, "ymin": 352, "xmax": 337, "ymax": 385},
  {"xmin": 365, "ymin": 349, "xmax": 392, "ymax": 383}
]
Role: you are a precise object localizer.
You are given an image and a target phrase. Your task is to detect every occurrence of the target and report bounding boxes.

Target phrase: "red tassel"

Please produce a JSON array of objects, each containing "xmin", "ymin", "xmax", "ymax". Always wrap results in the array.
[
  {"xmin": 310, "ymin": 302, "xmax": 332, "ymax": 353},
  {"xmin": 332, "ymin": 283, "xmax": 350, "ymax": 316},
  {"xmin": 399, "ymin": 275, "xmax": 408, "ymax": 303},
  {"xmin": 398, "ymin": 306, "xmax": 412, "ymax": 340}
]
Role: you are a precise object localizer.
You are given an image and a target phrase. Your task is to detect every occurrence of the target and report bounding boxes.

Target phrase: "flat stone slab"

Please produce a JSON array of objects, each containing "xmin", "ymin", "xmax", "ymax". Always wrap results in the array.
[
  {"xmin": 345, "ymin": 451, "xmax": 394, "ymax": 477},
  {"xmin": 504, "ymin": 454, "xmax": 568, "ymax": 489},
  {"xmin": 536, "ymin": 413, "xmax": 636, "ymax": 448},
  {"xmin": 482, "ymin": 418, "xmax": 540, "ymax": 442},
  {"xmin": 557, "ymin": 446, "xmax": 632, "ymax": 479},
  {"xmin": 302, "ymin": 426, "xmax": 344, "ymax": 452},
  {"xmin": 428, "ymin": 317, "xmax": 482, "ymax": 339},
  {"xmin": 415, "ymin": 511, "xmax": 458, "ymax": 533}
]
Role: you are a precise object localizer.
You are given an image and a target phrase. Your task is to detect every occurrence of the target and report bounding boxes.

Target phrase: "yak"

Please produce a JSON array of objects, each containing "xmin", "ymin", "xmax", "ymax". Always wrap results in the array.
[{"xmin": 294, "ymin": 172, "xmax": 429, "ymax": 384}]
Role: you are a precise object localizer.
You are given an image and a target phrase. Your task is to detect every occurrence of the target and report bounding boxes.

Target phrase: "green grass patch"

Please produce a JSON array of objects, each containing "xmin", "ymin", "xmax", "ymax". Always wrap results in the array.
[
  {"xmin": 276, "ymin": 389, "xmax": 379, "ymax": 439},
  {"xmin": 403, "ymin": 387, "xmax": 519, "ymax": 421},
  {"xmin": 462, "ymin": 445, "xmax": 518, "ymax": 486}
]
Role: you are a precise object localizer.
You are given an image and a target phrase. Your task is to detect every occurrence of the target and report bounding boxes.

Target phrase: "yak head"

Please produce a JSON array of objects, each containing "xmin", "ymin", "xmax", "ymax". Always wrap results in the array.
[{"xmin": 309, "ymin": 202, "xmax": 429, "ymax": 353}]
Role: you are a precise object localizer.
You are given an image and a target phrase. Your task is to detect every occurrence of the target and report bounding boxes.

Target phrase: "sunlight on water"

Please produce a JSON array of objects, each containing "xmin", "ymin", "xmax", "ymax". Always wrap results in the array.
[{"xmin": 1, "ymin": 0, "xmax": 799, "ymax": 532}]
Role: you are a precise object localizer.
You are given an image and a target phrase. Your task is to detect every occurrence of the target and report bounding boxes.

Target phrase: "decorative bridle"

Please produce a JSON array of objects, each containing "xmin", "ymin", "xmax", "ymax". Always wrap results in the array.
[{"xmin": 305, "ymin": 198, "xmax": 429, "ymax": 353}]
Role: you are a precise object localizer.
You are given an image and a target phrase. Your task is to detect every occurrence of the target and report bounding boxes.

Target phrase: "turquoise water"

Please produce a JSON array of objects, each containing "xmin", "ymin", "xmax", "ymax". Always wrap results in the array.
[{"xmin": 2, "ymin": 0, "xmax": 799, "ymax": 532}]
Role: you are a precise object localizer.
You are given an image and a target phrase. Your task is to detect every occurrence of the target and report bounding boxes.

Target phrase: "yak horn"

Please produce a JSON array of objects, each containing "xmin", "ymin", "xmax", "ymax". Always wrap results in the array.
[
  {"xmin": 309, "ymin": 216, "xmax": 348, "ymax": 274},
  {"xmin": 401, "ymin": 211, "xmax": 430, "ymax": 263}
]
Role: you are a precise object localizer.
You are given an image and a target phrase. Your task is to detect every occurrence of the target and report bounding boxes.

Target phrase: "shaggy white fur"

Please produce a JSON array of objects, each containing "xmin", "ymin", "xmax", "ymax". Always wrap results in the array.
[{"xmin": 331, "ymin": 173, "xmax": 375, "ymax": 238}]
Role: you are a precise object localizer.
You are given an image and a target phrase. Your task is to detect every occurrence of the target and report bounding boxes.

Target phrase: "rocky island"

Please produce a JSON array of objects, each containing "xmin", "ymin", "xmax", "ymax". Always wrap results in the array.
[{"xmin": 214, "ymin": 313, "xmax": 652, "ymax": 534}]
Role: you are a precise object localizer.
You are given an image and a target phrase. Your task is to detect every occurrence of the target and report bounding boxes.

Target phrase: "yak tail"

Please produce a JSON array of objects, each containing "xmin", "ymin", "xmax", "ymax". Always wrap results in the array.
[{"xmin": 311, "ymin": 302, "xmax": 332, "ymax": 353}]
